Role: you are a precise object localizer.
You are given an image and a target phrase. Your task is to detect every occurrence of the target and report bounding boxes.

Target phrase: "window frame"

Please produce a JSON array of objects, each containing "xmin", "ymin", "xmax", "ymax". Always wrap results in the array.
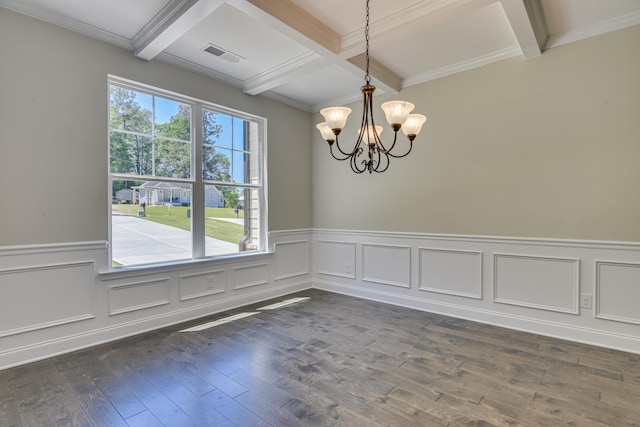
[{"xmin": 107, "ymin": 75, "xmax": 268, "ymax": 270}]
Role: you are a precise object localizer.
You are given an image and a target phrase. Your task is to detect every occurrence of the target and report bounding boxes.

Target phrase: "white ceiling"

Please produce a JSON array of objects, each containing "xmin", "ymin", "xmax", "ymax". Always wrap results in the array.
[{"xmin": 2, "ymin": 0, "xmax": 639, "ymax": 112}]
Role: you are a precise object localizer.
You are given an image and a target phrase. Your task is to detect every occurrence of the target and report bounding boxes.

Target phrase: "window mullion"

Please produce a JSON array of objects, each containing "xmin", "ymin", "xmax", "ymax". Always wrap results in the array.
[
  {"xmin": 192, "ymin": 103, "xmax": 205, "ymax": 259},
  {"xmin": 152, "ymin": 96, "xmax": 156, "ymax": 176}
]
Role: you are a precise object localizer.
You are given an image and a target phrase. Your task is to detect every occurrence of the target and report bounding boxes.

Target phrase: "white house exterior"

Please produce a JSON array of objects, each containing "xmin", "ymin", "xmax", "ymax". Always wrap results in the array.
[
  {"xmin": 133, "ymin": 182, "xmax": 224, "ymax": 207},
  {"xmin": 204, "ymin": 186, "xmax": 225, "ymax": 208}
]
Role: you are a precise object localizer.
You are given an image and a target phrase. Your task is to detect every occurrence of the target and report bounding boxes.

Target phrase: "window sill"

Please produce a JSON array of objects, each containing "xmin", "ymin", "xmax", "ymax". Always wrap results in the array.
[{"xmin": 99, "ymin": 251, "xmax": 273, "ymax": 281}]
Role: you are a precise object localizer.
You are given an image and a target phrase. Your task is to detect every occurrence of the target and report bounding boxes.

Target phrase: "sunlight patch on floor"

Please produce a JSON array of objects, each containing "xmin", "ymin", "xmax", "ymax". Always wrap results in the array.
[
  {"xmin": 180, "ymin": 311, "xmax": 260, "ymax": 332},
  {"xmin": 258, "ymin": 296, "xmax": 310, "ymax": 310}
]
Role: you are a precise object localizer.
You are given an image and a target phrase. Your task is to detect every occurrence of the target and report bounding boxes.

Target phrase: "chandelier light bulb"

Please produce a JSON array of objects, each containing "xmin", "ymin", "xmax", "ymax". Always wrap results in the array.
[
  {"xmin": 380, "ymin": 100, "xmax": 415, "ymax": 128},
  {"xmin": 316, "ymin": 122, "xmax": 335, "ymax": 142},
  {"xmin": 319, "ymin": 107, "xmax": 351, "ymax": 132},
  {"xmin": 358, "ymin": 125, "xmax": 383, "ymax": 145},
  {"xmin": 401, "ymin": 114, "xmax": 427, "ymax": 138}
]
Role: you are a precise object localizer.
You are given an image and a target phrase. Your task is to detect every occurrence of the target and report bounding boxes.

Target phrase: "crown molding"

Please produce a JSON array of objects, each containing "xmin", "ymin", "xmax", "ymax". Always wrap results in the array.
[
  {"xmin": 546, "ymin": 9, "xmax": 640, "ymax": 50},
  {"xmin": 403, "ymin": 45, "xmax": 521, "ymax": 88},
  {"xmin": 0, "ymin": 0, "xmax": 132, "ymax": 49},
  {"xmin": 340, "ymin": 0, "xmax": 494, "ymax": 57},
  {"xmin": 243, "ymin": 51, "xmax": 324, "ymax": 96}
]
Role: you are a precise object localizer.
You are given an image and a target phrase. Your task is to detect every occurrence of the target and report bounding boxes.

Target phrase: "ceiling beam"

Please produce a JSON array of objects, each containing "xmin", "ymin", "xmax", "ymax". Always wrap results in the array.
[
  {"xmin": 226, "ymin": 0, "xmax": 400, "ymax": 95},
  {"xmin": 133, "ymin": 0, "xmax": 224, "ymax": 61},
  {"xmin": 347, "ymin": 54, "xmax": 403, "ymax": 93},
  {"xmin": 499, "ymin": 0, "xmax": 548, "ymax": 58},
  {"xmin": 244, "ymin": 0, "xmax": 341, "ymax": 54},
  {"xmin": 225, "ymin": 0, "xmax": 340, "ymax": 54}
]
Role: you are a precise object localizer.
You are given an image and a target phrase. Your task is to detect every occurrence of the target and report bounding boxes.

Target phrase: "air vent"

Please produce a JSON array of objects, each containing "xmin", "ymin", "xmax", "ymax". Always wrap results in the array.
[{"xmin": 203, "ymin": 44, "xmax": 244, "ymax": 64}]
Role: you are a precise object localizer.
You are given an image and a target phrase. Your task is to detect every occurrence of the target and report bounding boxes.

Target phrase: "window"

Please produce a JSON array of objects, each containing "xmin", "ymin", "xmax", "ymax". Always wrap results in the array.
[{"xmin": 109, "ymin": 77, "xmax": 266, "ymax": 267}]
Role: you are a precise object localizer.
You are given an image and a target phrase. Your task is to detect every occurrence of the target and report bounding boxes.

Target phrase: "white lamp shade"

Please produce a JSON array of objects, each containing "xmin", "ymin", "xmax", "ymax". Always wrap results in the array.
[
  {"xmin": 320, "ymin": 107, "xmax": 351, "ymax": 130},
  {"xmin": 316, "ymin": 122, "xmax": 335, "ymax": 141},
  {"xmin": 401, "ymin": 114, "xmax": 427, "ymax": 137},
  {"xmin": 380, "ymin": 100, "xmax": 414, "ymax": 126},
  {"xmin": 359, "ymin": 125, "xmax": 383, "ymax": 145}
]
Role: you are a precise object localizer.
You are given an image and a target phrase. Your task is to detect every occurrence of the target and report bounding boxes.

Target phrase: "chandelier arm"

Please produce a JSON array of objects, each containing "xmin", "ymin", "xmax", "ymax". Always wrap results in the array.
[
  {"xmin": 374, "ymin": 151, "xmax": 391, "ymax": 173},
  {"xmin": 374, "ymin": 148, "xmax": 389, "ymax": 173},
  {"xmin": 351, "ymin": 151, "xmax": 367, "ymax": 173},
  {"xmin": 333, "ymin": 133, "xmax": 362, "ymax": 157},
  {"xmin": 374, "ymin": 127, "xmax": 396, "ymax": 153},
  {"xmin": 328, "ymin": 141, "xmax": 355, "ymax": 161},
  {"xmin": 386, "ymin": 138, "xmax": 414, "ymax": 158}
]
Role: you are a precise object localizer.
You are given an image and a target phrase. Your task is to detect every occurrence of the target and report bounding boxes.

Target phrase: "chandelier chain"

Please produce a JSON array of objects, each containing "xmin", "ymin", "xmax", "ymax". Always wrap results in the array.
[{"xmin": 365, "ymin": 0, "xmax": 371, "ymax": 83}]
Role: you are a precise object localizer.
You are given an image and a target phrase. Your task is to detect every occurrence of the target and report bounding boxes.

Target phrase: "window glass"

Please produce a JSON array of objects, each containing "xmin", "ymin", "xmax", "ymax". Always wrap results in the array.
[
  {"xmin": 109, "ymin": 79, "xmax": 265, "ymax": 268},
  {"xmin": 111, "ymin": 179, "xmax": 192, "ymax": 266}
]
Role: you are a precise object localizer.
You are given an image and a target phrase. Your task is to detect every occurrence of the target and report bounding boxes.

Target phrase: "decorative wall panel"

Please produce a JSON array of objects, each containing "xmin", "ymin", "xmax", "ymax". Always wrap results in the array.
[
  {"xmin": 179, "ymin": 269, "xmax": 226, "ymax": 301},
  {"xmin": 596, "ymin": 261, "xmax": 640, "ymax": 325},
  {"xmin": 362, "ymin": 244, "xmax": 411, "ymax": 288},
  {"xmin": 419, "ymin": 248, "xmax": 482, "ymax": 299},
  {"xmin": 0, "ymin": 261, "xmax": 95, "ymax": 337},
  {"xmin": 316, "ymin": 240, "xmax": 356, "ymax": 279},
  {"xmin": 233, "ymin": 263, "xmax": 269, "ymax": 290},
  {"xmin": 109, "ymin": 277, "xmax": 170, "ymax": 315},
  {"xmin": 274, "ymin": 240, "xmax": 309, "ymax": 280},
  {"xmin": 494, "ymin": 253, "xmax": 579, "ymax": 314}
]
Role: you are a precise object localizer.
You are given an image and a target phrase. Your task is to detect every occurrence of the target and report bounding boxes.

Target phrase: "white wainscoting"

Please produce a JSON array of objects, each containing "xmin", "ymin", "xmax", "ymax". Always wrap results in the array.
[
  {"xmin": 419, "ymin": 248, "xmax": 482, "ymax": 299},
  {"xmin": 316, "ymin": 240, "xmax": 356, "ymax": 279},
  {"xmin": 179, "ymin": 269, "xmax": 226, "ymax": 301},
  {"xmin": 0, "ymin": 231, "xmax": 312, "ymax": 370},
  {"xmin": 362, "ymin": 243, "xmax": 411, "ymax": 288},
  {"xmin": 596, "ymin": 261, "xmax": 640, "ymax": 325},
  {"xmin": 0, "ymin": 261, "xmax": 96, "ymax": 337},
  {"xmin": 493, "ymin": 253, "xmax": 580, "ymax": 314},
  {"xmin": 108, "ymin": 277, "xmax": 170, "ymax": 315},
  {"xmin": 274, "ymin": 240, "xmax": 309, "ymax": 280},
  {"xmin": 312, "ymin": 229, "xmax": 640, "ymax": 354},
  {"xmin": 232, "ymin": 263, "xmax": 270, "ymax": 290},
  {"xmin": 3, "ymin": 229, "xmax": 640, "ymax": 369}
]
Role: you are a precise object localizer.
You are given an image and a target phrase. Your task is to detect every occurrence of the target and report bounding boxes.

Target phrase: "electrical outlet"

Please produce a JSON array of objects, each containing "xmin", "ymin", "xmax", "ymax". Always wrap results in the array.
[
  {"xmin": 345, "ymin": 263, "xmax": 352, "ymax": 274},
  {"xmin": 207, "ymin": 277, "xmax": 215, "ymax": 289},
  {"xmin": 580, "ymin": 293, "xmax": 592, "ymax": 309}
]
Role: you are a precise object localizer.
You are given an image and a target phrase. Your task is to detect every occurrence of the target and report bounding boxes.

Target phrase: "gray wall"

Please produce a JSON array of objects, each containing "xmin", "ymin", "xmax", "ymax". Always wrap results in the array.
[
  {"xmin": 312, "ymin": 25, "xmax": 640, "ymax": 242},
  {"xmin": 0, "ymin": 8, "xmax": 312, "ymax": 246}
]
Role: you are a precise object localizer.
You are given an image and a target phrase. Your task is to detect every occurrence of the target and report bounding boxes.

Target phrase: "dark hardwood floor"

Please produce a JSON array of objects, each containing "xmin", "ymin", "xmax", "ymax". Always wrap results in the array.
[{"xmin": 1, "ymin": 289, "xmax": 639, "ymax": 426}]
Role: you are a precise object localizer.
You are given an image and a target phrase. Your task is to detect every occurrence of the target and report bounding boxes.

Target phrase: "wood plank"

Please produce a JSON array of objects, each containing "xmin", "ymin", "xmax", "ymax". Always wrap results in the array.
[{"xmin": 58, "ymin": 366, "xmax": 128, "ymax": 427}]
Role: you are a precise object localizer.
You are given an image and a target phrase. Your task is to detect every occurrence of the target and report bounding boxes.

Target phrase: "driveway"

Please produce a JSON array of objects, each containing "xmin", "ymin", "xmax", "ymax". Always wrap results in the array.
[{"xmin": 112, "ymin": 215, "xmax": 239, "ymax": 266}]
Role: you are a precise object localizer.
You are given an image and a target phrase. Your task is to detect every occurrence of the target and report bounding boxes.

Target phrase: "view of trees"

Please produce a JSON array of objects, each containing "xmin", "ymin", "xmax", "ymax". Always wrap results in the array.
[
  {"xmin": 109, "ymin": 87, "xmax": 153, "ymax": 178},
  {"xmin": 109, "ymin": 86, "xmax": 239, "ymax": 203}
]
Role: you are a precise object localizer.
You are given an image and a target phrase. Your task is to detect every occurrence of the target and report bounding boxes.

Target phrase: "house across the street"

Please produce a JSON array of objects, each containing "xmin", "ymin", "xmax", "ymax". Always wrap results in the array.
[{"xmin": 133, "ymin": 182, "xmax": 224, "ymax": 207}]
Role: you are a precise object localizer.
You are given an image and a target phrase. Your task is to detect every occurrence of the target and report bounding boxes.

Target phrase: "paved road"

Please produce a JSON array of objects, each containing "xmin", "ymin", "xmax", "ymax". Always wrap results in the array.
[{"xmin": 112, "ymin": 215, "xmax": 239, "ymax": 266}]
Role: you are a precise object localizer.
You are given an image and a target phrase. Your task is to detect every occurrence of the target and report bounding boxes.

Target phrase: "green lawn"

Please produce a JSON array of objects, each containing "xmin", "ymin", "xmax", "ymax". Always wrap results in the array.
[{"xmin": 112, "ymin": 204, "xmax": 244, "ymax": 244}]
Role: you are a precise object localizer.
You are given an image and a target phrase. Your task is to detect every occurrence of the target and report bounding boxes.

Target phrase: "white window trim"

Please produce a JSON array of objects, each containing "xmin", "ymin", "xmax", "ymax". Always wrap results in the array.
[{"xmin": 107, "ymin": 75, "xmax": 268, "ymax": 271}]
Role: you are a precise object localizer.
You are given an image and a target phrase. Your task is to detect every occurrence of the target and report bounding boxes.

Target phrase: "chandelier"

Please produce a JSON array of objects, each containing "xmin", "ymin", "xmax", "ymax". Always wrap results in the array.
[{"xmin": 316, "ymin": 0, "xmax": 427, "ymax": 174}]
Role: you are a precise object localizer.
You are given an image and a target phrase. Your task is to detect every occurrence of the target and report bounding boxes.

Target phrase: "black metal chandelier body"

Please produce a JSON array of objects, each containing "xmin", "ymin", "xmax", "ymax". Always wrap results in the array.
[{"xmin": 316, "ymin": 0, "xmax": 427, "ymax": 174}]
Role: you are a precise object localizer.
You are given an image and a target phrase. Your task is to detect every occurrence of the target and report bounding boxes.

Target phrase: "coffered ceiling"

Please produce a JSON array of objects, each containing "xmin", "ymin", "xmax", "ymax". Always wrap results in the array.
[{"xmin": 1, "ymin": 0, "xmax": 639, "ymax": 111}]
